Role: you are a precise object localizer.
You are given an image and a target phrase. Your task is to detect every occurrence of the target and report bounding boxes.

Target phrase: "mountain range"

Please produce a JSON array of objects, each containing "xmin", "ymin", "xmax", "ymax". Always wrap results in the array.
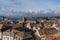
[{"xmin": 0, "ymin": 9, "xmax": 60, "ymax": 18}]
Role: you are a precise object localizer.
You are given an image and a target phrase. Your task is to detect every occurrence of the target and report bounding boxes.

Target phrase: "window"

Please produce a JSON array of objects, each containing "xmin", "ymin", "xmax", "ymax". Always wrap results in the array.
[
  {"xmin": 3, "ymin": 37, "xmax": 9, "ymax": 40},
  {"xmin": 15, "ymin": 37, "xmax": 17, "ymax": 40},
  {"xmin": 18, "ymin": 37, "xmax": 20, "ymax": 40},
  {"xmin": 0, "ymin": 30, "xmax": 1, "ymax": 32}
]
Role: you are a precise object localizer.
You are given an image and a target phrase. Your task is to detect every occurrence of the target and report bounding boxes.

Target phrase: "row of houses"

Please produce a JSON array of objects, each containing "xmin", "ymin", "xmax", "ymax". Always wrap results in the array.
[
  {"xmin": 0, "ymin": 17, "xmax": 60, "ymax": 40},
  {"xmin": 0, "ymin": 23, "xmax": 33, "ymax": 40}
]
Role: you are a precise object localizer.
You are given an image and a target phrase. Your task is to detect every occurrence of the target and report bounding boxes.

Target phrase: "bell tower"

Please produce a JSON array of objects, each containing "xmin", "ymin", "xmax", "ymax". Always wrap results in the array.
[{"xmin": 0, "ymin": 23, "xmax": 3, "ymax": 40}]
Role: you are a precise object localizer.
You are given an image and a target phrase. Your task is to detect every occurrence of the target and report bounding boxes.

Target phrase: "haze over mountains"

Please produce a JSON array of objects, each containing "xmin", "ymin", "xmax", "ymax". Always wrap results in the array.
[
  {"xmin": 0, "ymin": 9, "xmax": 60, "ymax": 18},
  {"xmin": 0, "ymin": 0, "xmax": 60, "ymax": 18}
]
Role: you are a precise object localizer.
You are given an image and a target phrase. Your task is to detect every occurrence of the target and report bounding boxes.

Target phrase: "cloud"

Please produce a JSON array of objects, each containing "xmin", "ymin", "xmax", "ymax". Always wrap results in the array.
[
  {"xmin": 0, "ymin": 8, "xmax": 59, "ymax": 17},
  {"xmin": 56, "ymin": 5, "xmax": 60, "ymax": 10},
  {"xmin": 9, "ymin": 0, "xmax": 21, "ymax": 5},
  {"xmin": 0, "ymin": 0, "xmax": 60, "ymax": 17}
]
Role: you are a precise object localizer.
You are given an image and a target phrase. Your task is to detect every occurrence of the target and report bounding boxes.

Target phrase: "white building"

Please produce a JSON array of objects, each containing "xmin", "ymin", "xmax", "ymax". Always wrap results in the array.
[{"xmin": 2, "ymin": 29, "xmax": 32, "ymax": 40}]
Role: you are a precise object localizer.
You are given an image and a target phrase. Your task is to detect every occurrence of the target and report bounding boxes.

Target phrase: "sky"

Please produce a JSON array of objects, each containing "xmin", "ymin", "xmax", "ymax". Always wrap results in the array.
[{"xmin": 0, "ymin": 0, "xmax": 60, "ymax": 17}]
